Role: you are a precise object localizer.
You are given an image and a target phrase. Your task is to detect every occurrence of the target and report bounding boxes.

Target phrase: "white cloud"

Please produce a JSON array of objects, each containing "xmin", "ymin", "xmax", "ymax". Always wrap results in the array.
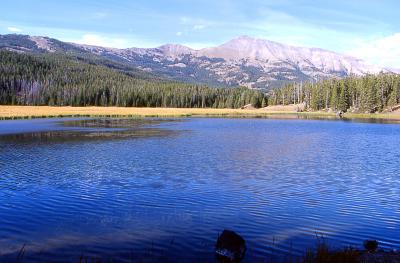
[
  {"xmin": 193, "ymin": 25, "xmax": 206, "ymax": 30},
  {"xmin": 347, "ymin": 33, "xmax": 400, "ymax": 69},
  {"xmin": 179, "ymin": 16, "xmax": 213, "ymax": 32},
  {"xmin": 179, "ymin": 16, "xmax": 190, "ymax": 25},
  {"xmin": 92, "ymin": 12, "xmax": 108, "ymax": 19},
  {"xmin": 72, "ymin": 34, "xmax": 128, "ymax": 48},
  {"xmin": 176, "ymin": 31, "xmax": 183, "ymax": 36},
  {"xmin": 7, "ymin": 27, "xmax": 22, "ymax": 32}
]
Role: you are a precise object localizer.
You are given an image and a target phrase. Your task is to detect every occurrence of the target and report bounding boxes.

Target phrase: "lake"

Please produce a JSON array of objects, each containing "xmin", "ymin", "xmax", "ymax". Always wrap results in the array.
[{"xmin": 0, "ymin": 117, "xmax": 399, "ymax": 262}]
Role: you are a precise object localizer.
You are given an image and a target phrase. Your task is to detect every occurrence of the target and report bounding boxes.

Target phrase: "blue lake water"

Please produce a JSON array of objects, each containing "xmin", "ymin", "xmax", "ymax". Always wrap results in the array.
[{"xmin": 0, "ymin": 117, "xmax": 399, "ymax": 262}]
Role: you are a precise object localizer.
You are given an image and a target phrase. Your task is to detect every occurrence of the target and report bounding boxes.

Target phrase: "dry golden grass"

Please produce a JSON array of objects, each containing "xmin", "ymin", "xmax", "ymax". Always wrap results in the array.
[
  {"xmin": 263, "ymin": 103, "xmax": 306, "ymax": 112},
  {"xmin": 0, "ymin": 105, "xmax": 317, "ymax": 119},
  {"xmin": 0, "ymin": 105, "xmax": 399, "ymax": 121}
]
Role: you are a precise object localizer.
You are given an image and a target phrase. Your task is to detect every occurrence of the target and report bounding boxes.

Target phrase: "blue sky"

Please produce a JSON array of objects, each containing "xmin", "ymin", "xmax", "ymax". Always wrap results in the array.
[{"xmin": 1, "ymin": 0, "xmax": 399, "ymax": 68}]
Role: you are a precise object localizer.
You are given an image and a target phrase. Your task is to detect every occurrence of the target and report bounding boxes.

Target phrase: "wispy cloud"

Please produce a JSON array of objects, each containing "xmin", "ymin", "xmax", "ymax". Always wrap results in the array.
[
  {"xmin": 179, "ymin": 16, "xmax": 190, "ymax": 25},
  {"xmin": 70, "ymin": 34, "xmax": 128, "ymax": 48},
  {"xmin": 64, "ymin": 32, "xmax": 161, "ymax": 48},
  {"xmin": 7, "ymin": 26, "xmax": 22, "ymax": 32},
  {"xmin": 347, "ymin": 33, "xmax": 400, "ymax": 69},
  {"xmin": 193, "ymin": 25, "xmax": 206, "ymax": 30},
  {"xmin": 92, "ymin": 12, "xmax": 108, "ymax": 19},
  {"xmin": 176, "ymin": 31, "xmax": 183, "ymax": 36},
  {"xmin": 179, "ymin": 16, "xmax": 212, "ymax": 32}
]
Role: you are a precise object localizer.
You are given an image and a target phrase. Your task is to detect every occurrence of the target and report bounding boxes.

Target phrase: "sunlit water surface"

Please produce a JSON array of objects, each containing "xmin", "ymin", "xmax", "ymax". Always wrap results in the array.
[{"xmin": 0, "ymin": 118, "xmax": 399, "ymax": 262}]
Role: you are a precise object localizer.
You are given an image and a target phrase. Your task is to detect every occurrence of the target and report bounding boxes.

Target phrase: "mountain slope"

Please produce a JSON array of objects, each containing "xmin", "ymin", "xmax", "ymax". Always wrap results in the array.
[
  {"xmin": 0, "ymin": 34, "xmax": 169, "ymax": 82},
  {"xmin": 0, "ymin": 50, "xmax": 265, "ymax": 107},
  {"xmin": 0, "ymin": 34, "xmax": 394, "ymax": 89}
]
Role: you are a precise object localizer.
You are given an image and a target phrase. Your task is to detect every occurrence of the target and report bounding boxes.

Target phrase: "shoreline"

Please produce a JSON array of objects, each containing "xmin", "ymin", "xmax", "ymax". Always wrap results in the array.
[{"xmin": 0, "ymin": 106, "xmax": 400, "ymax": 122}]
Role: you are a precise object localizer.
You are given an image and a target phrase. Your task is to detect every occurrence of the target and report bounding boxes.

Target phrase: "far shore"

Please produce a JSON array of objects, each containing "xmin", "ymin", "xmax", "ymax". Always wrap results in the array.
[{"xmin": 1, "ymin": 105, "xmax": 400, "ymax": 121}]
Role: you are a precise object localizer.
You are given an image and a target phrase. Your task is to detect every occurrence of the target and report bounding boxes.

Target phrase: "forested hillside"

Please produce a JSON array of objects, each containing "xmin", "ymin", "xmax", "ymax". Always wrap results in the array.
[
  {"xmin": 0, "ymin": 51, "xmax": 266, "ymax": 108},
  {"xmin": 268, "ymin": 74, "xmax": 400, "ymax": 113}
]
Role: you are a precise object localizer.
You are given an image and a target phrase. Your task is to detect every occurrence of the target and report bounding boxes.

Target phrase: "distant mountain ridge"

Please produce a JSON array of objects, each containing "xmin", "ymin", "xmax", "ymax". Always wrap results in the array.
[{"xmin": 0, "ymin": 34, "xmax": 396, "ymax": 89}]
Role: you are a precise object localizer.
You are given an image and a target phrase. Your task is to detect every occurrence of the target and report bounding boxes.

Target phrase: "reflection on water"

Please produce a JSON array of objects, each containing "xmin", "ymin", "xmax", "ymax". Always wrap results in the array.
[
  {"xmin": 0, "ymin": 118, "xmax": 181, "ymax": 143},
  {"xmin": 0, "ymin": 129, "xmax": 180, "ymax": 143},
  {"xmin": 0, "ymin": 118, "xmax": 399, "ymax": 262},
  {"xmin": 249, "ymin": 113, "xmax": 400, "ymax": 124},
  {"xmin": 61, "ymin": 118, "xmax": 179, "ymax": 128},
  {"xmin": 343, "ymin": 117, "xmax": 400, "ymax": 124}
]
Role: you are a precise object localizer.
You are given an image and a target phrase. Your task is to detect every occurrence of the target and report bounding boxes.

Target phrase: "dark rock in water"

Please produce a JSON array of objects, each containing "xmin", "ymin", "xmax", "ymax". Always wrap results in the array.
[
  {"xmin": 215, "ymin": 230, "xmax": 246, "ymax": 262},
  {"xmin": 364, "ymin": 240, "xmax": 379, "ymax": 252}
]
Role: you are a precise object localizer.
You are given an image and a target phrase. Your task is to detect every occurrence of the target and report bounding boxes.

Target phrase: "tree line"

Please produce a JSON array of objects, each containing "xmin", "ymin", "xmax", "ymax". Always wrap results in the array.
[
  {"xmin": 0, "ymin": 51, "xmax": 266, "ymax": 108},
  {"xmin": 268, "ymin": 73, "xmax": 400, "ymax": 113}
]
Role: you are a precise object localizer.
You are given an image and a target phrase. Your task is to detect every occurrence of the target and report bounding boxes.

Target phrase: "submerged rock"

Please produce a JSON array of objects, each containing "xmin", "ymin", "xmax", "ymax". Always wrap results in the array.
[
  {"xmin": 215, "ymin": 230, "xmax": 246, "ymax": 262},
  {"xmin": 364, "ymin": 240, "xmax": 379, "ymax": 252}
]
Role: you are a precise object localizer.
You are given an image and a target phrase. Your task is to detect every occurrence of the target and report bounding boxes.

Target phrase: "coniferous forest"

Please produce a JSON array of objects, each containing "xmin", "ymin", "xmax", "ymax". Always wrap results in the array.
[
  {"xmin": 268, "ymin": 73, "xmax": 400, "ymax": 113},
  {"xmin": 0, "ymin": 51, "xmax": 266, "ymax": 108}
]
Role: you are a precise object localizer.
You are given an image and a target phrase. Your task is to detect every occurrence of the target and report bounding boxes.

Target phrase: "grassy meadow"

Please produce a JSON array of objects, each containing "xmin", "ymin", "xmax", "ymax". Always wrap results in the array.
[{"xmin": 0, "ymin": 105, "xmax": 400, "ymax": 121}]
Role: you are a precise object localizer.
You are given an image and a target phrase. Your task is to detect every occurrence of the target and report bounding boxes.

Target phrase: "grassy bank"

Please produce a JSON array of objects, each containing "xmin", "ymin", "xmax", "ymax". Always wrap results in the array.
[
  {"xmin": 0, "ymin": 105, "xmax": 333, "ymax": 119},
  {"xmin": 0, "ymin": 106, "xmax": 400, "ymax": 121}
]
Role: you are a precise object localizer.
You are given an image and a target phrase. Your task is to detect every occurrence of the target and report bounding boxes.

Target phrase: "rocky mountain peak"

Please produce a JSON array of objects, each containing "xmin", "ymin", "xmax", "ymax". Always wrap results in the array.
[{"xmin": 157, "ymin": 44, "xmax": 193, "ymax": 57}]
